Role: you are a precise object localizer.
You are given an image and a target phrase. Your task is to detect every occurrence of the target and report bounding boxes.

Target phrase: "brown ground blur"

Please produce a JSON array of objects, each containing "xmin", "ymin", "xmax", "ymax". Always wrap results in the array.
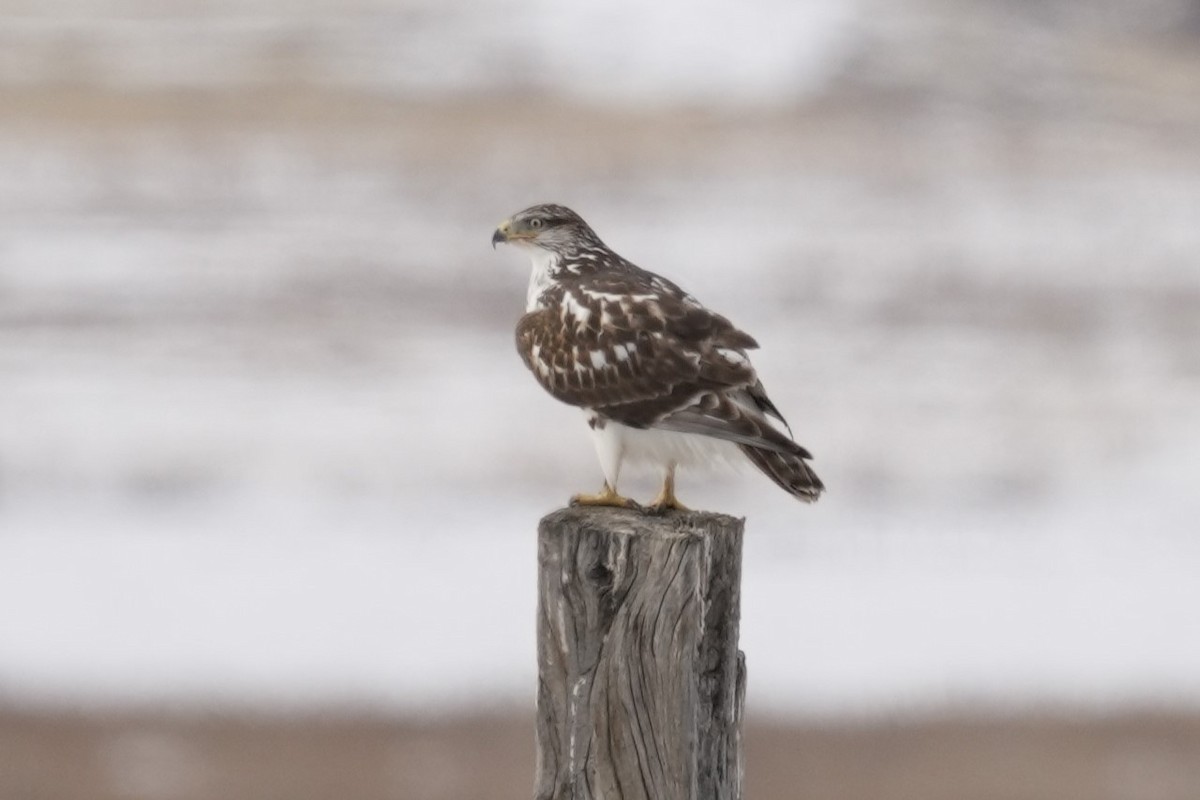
[{"xmin": 4, "ymin": 708, "xmax": 1200, "ymax": 800}]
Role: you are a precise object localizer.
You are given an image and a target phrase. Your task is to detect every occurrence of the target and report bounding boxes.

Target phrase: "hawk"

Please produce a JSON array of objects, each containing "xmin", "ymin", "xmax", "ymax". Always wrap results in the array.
[{"xmin": 493, "ymin": 203, "xmax": 823, "ymax": 512}]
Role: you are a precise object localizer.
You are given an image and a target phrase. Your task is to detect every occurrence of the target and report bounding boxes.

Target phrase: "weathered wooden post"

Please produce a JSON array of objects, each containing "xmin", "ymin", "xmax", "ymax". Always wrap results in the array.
[{"xmin": 534, "ymin": 506, "xmax": 746, "ymax": 800}]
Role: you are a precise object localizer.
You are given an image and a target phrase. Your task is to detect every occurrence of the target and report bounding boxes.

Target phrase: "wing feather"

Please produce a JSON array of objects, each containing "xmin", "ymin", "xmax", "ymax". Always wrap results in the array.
[
  {"xmin": 514, "ymin": 267, "xmax": 813, "ymax": 479},
  {"xmin": 515, "ymin": 272, "xmax": 756, "ymax": 411}
]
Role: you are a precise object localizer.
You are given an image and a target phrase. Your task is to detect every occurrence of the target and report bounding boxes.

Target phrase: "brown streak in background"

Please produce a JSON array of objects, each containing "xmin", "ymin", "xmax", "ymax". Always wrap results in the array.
[{"xmin": 3, "ymin": 709, "xmax": 1200, "ymax": 800}]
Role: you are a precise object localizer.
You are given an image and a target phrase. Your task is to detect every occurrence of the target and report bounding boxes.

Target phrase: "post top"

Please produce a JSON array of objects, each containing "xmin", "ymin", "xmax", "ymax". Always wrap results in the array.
[{"xmin": 540, "ymin": 505, "xmax": 744, "ymax": 538}]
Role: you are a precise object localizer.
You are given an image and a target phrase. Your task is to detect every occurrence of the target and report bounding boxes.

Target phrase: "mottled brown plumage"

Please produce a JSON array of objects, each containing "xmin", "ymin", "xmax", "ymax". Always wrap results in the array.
[{"xmin": 495, "ymin": 203, "xmax": 823, "ymax": 508}]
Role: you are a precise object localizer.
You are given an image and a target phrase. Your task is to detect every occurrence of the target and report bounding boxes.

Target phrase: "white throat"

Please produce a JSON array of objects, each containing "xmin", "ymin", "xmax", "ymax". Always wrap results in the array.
[{"xmin": 525, "ymin": 248, "xmax": 560, "ymax": 311}]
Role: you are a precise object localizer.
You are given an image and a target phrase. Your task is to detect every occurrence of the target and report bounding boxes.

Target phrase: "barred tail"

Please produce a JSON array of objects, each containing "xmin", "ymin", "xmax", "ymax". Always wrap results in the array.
[{"xmin": 740, "ymin": 444, "xmax": 824, "ymax": 503}]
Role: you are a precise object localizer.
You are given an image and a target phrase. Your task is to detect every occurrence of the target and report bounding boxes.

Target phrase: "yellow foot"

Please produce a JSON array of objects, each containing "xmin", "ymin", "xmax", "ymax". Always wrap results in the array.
[
  {"xmin": 570, "ymin": 484, "xmax": 641, "ymax": 510},
  {"xmin": 646, "ymin": 469, "xmax": 689, "ymax": 514},
  {"xmin": 645, "ymin": 493, "xmax": 690, "ymax": 515}
]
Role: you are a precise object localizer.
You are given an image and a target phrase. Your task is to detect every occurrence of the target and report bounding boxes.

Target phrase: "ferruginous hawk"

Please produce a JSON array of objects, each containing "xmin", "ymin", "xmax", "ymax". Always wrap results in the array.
[{"xmin": 493, "ymin": 203, "xmax": 823, "ymax": 512}]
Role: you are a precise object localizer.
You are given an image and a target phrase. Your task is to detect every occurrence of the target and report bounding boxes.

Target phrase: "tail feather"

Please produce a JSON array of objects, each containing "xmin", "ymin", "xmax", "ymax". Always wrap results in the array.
[
  {"xmin": 622, "ymin": 385, "xmax": 825, "ymax": 502},
  {"xmin": 740, "ymin": 444, "xmax": 824, "ymax": 503},
  {"xmin": 651, "ymin": 391, "xmax": 810, "ymax": 458},
  {"xmin": 745, "ymin": 381, "xmax": 793, "ymax": 438}
]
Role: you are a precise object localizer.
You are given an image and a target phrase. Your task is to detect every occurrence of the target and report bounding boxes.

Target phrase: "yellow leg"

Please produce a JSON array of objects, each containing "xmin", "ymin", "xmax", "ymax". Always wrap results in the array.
[
  {"xmin": 647, "ymin": 464, "xmax": 689, "ymax": 513},
  {"xmin": 570, "ymin": 482, "xmax": 640, "ymax": 510}
]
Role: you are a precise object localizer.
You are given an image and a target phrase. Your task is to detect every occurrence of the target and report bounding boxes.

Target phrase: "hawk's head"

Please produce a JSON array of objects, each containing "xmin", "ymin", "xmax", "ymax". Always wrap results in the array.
[{"xmin": 492, "ymin": 204, "xmax": 601, "ymax": 253}]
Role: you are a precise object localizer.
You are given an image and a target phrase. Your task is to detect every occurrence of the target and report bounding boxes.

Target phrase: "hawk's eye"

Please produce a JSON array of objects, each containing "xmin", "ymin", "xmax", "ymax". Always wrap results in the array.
[{"xmin": 530, "ymin": 218, "xmax": 544, "ymax": 230}]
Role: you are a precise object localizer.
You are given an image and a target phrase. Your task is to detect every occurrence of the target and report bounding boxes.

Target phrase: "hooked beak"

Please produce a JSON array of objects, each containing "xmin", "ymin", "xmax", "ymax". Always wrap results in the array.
[{"xmin": 492, "ymin": 220, "xmax": 512, "ymax": 249}]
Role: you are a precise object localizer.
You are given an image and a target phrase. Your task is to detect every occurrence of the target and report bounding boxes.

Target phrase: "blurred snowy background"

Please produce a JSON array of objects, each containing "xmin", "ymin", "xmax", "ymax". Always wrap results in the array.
[{"xmin": 2, "ymin": 0, "xmax": 1200, "ymax": 730}]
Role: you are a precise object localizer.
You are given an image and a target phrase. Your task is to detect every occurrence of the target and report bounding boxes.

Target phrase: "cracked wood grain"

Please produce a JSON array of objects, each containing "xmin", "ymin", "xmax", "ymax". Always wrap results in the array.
[{"xmin": 535, "ymin": 507, "xmax": 745, "ymax": 800}]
